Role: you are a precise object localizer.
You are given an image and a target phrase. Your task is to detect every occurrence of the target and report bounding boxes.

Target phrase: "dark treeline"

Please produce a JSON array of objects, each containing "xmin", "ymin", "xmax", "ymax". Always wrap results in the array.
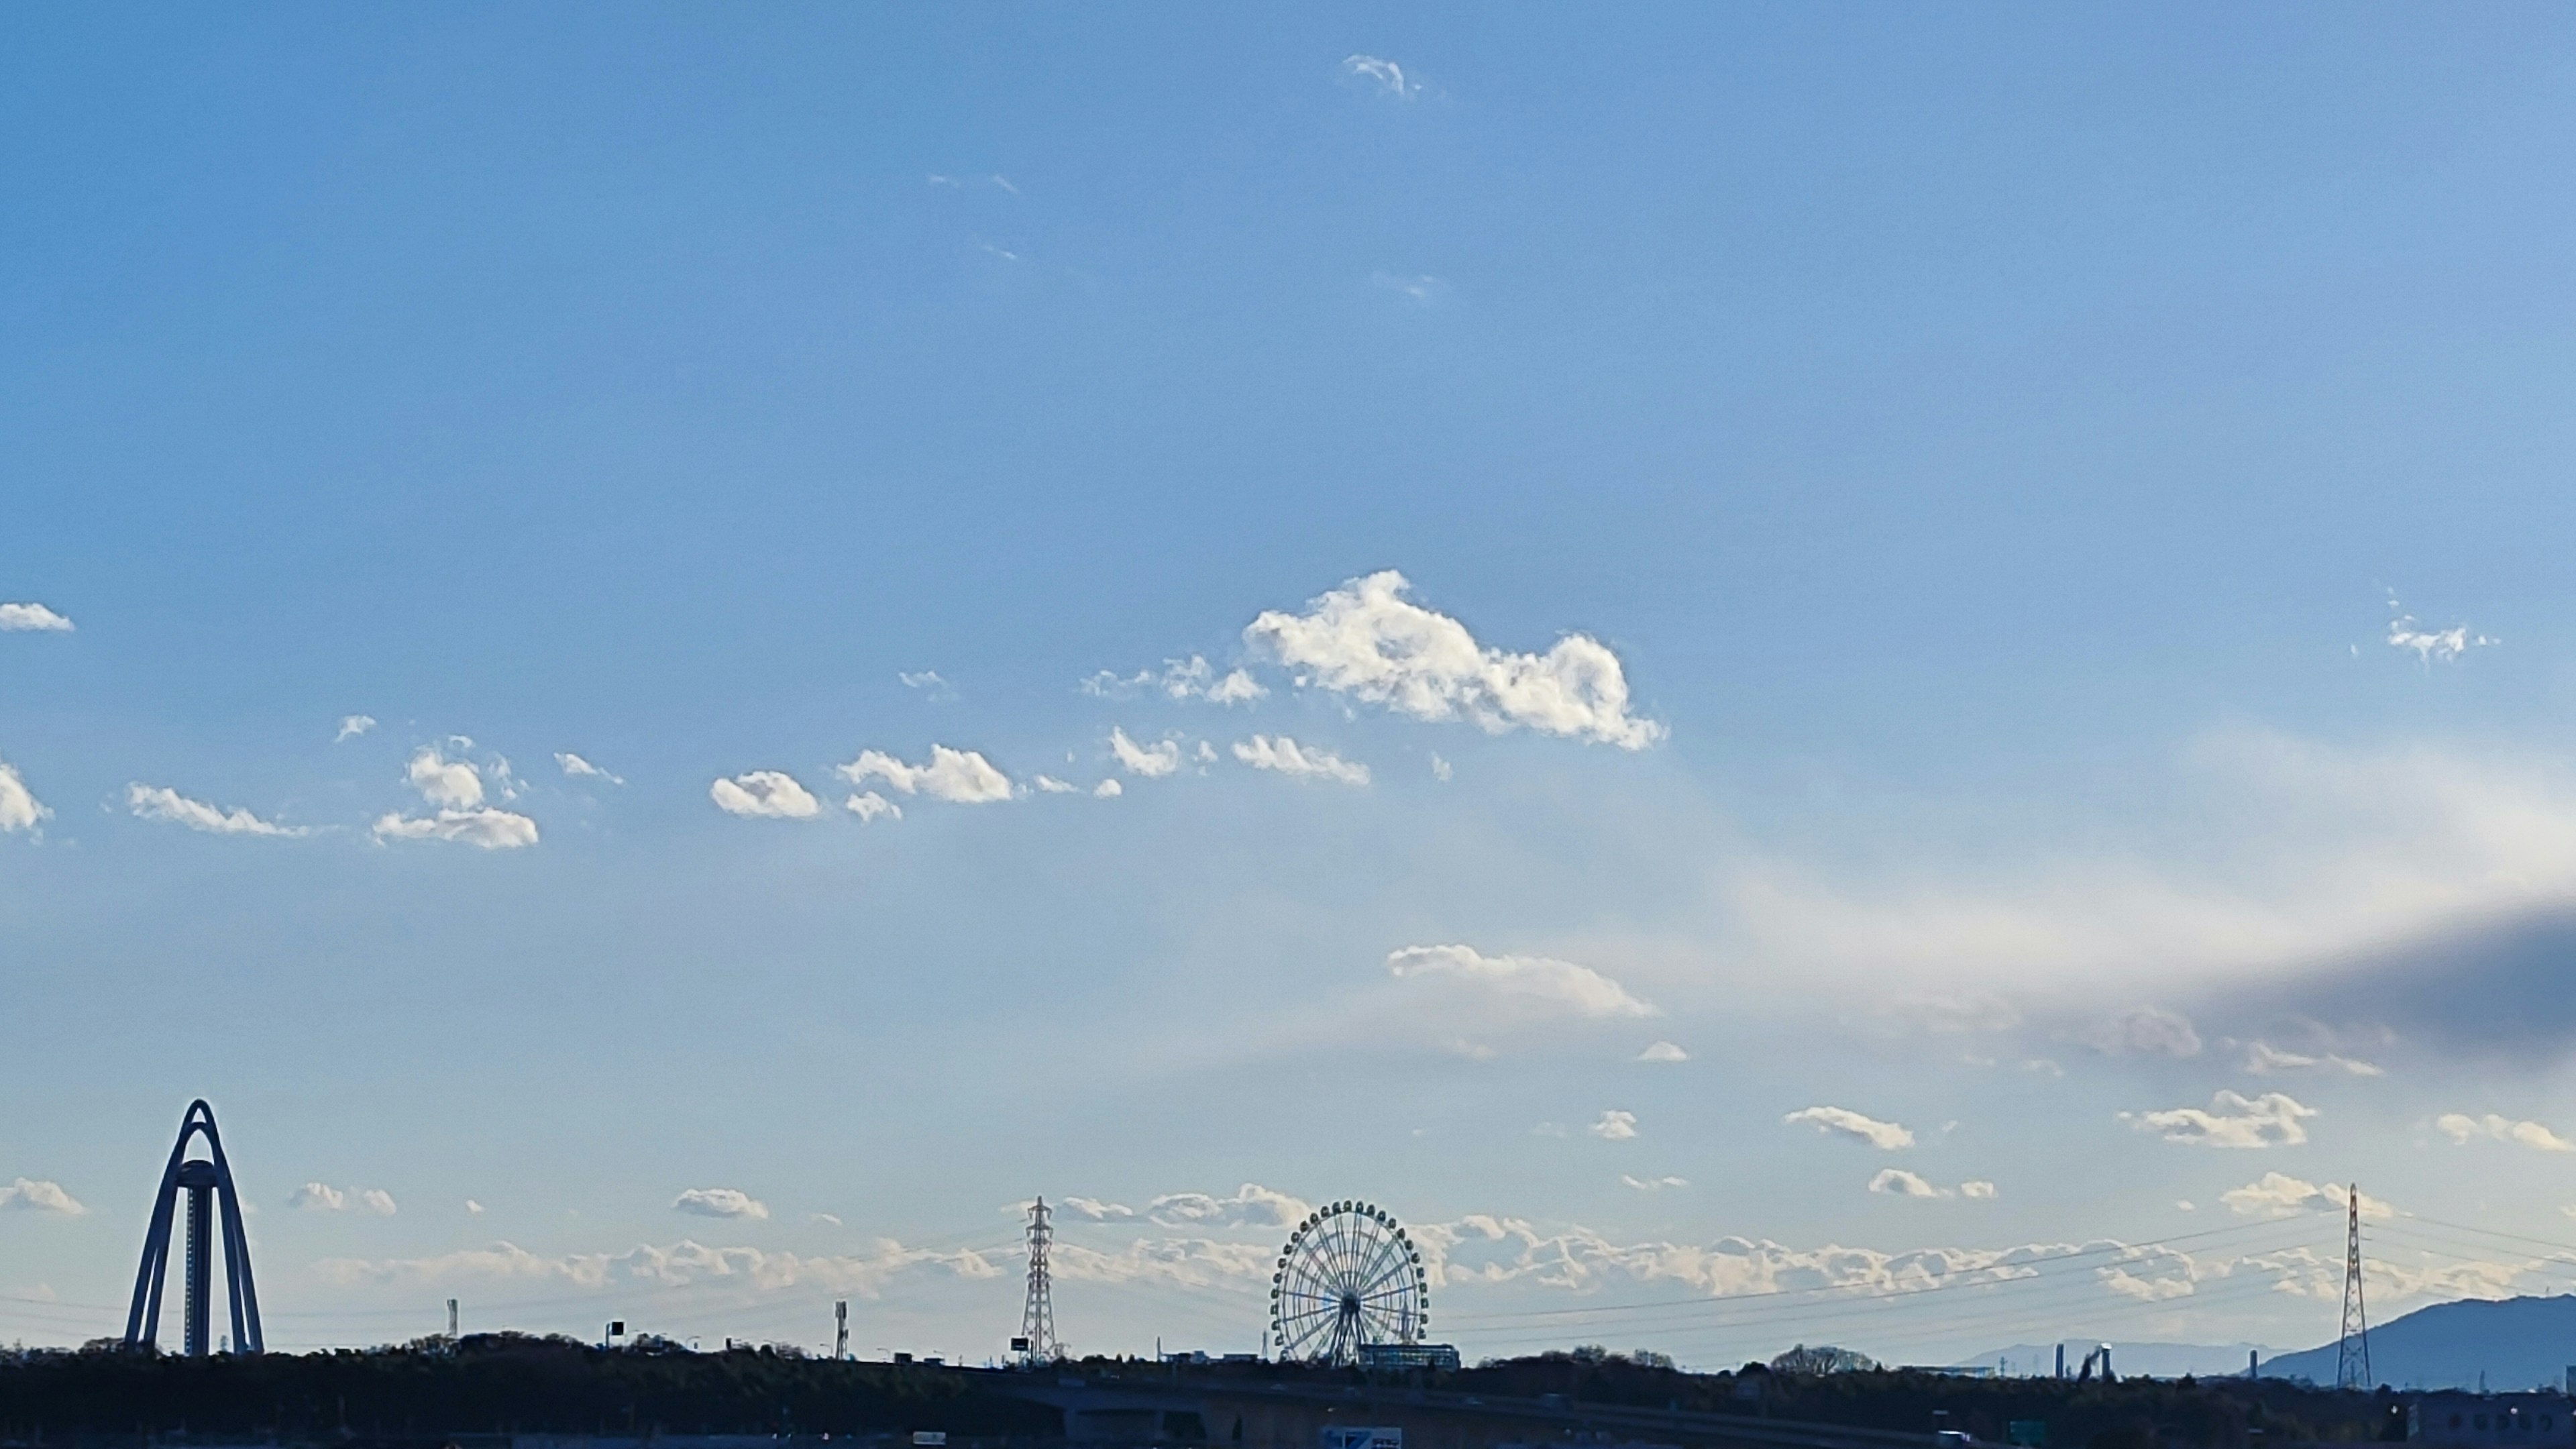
[
  {"xmin": 0, "ymin": 1336, "xmax": 1053, "ymax": 1439},
  {"xmin": 0, "ymin": 1338, "xmax": 2415, "ymax": 1448}
]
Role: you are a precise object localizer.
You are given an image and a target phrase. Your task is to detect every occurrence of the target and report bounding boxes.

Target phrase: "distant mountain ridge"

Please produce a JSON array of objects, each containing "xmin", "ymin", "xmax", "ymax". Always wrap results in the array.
[{"xmin": 2257, "ymin": 1295, "xmax": 2576, "ymax": 1391}]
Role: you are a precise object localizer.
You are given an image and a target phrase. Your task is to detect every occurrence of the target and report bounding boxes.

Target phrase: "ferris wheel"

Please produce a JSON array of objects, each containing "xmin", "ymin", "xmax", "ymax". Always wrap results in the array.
[{"xmin": 1268, "ymin": 1199, "xmax": 1429, "ymax": 1365}]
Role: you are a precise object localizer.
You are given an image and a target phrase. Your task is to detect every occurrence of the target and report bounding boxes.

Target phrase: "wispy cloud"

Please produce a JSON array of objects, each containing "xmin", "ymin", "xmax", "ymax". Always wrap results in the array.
[
  {"xmin": 2245, "ymin": 1040, "xmax": 2382, "ymax": 1076},
  {"xmin": 1620, "ymin": 1175, "xmax": 1687, "ymax": 1192},
  {"xmin": 127, "ymin": 784, "xmax": 311, "ymax": 837},
  {"xmin": 555, "ymin": 752, "xmax": 624, "ymax": 786},
  {"xmin": 2221, "ymin": 1172, "xmax": 2391, "ymax": 1220},
  {"xmin": 2386, "ymin": 594, "xmax": 2496, "ymax": 664},
  {"xmin": 1110, "ymin": 727, "xmax": 1182, "ymax": 778},
  {"xmin": 1371, "ymin": 272, "xmax": 1448, "ymax": 305},
  {"xmin": 1233, "ymin": 735, "xmax": 1370, "ymax": 785},
  {"xmin": 290, "ymin": 1183, "xmax": 396, "ymax": 1215},
  {"xmin": 2436, "ymin": 1112, "xmax": 2576, "ymax": 1152},
  {"xmin": 1636, "ymin": 1041, "xmax": 1690, "ymax": 1063},
  {"xmin": 1387, "ymin": 944, "xmax": 1656, "ymax": 1019},
  {"xmin": 1343, "ymin": 54, "xmax": 1421, "ymax": 100},
  {"xmin": 1868, "ymin": 1169, "xmax": 1948, "ymax": 1199},
  {"xmin": 2079, "ymin": 1007, "xmax": 2202, "ymax": 1058},
  {"xmin": 710, "ymin": 771, "xmax": 822, "ymax": 820},
  {"xmin": 1589, "ymin": 1110, "xmax": 1639, "ymax": 1140},
  {"xmin": 2127, "ymin": 1091, "xmax": 2317, "ymax": 1148},
  {"xmin": 1245, "ymin": 572, "xmax": 1662, "ymax": 749},
  {"xmin": 1083, "ymin": 655, "xmax": 1264, "ymax": 705},
  {"xmin": 1784, "ymin": 1106, "xmax": 1915, "ymax": 1150},
  {"xmin": 335, "ymin": 714, "xmax": 376, "ymax": 743},
  {"xmin": 0, "ymin": 602, "xmax": 73, "ymax": 632},
  {"xmin": 845, "ymin": 791, "xmax": 901, "ymax": 823},
  {"xmin": 898, "ymin": 670, "xmax": 958, "ymax": 701}
]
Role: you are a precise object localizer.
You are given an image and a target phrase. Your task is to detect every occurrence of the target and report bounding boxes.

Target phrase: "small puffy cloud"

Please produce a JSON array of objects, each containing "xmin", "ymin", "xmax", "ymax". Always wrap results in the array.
[
  {"xmin": 2387, "ymin": 596, "xmax": 2496, "ymax": 665},
  {"xmin": 372, "ymin": 808, "xmax": 539, "ymax": 849},
  {"xmin": 1083, "ymin": 656, "xmax": 1264, "ymax": 705},
  {"xmin": 2245, "ymin": 1040, "xmax": 2383, "ymax": 1076},
  {"xmin": 1387, "ymin": 943, "xmax": 1656, "ymax": 1019},
  {"xmin": 1343, "ymin": 54, "xmax": 1421, "ymax": 99},
  {"xmin": 1110, "ymin": 727, "xmax": 1182, "ymax": 778},
  {"xmin": 2437, "ymin": 1112, "xmax": 2576, "ymax": 1152},
  {"xmin": 1144, "ymin": 1183, "xmax": 1308, "ymax": 1230},
  {"xmin": 2128, "ymin": 1091, "xmax": 2317, "ymax": 1148},
  {"xmin": 1244, "ymin": 571, "xmax": 1662, "ymax": 749},
  {"xmin": 466, "ymin": 1199, "xmax": 485, "ymax": 1216},
  {"xmin": 0, "ymin": 1178, "xmax": 85, "ymax": 1215},
  {"xmin": 127, "ymin": 784, "xmax": 309, "ymax": 837},
  {"xmin": 2081, "ymin": 1006, "xmax": 2203, "ymax": 1058},
  {"xmin": 360, "ymin": 1189, "xmax": 398, "ymax": 1216},
  {"xmin": 1960, "ymin": 1181, "xmax": 1998, "ymax": 1200},
  {"xmin": 845, "ymin": 791, "xmax": 901, "ymax": 823},
  {"xmin": 555, "ymin": 753, "xmax": 623, "ymax": 786},
  {"xmin": 1620, "ymin": 1175, "xmax": 1687, "ymax": 1192},
  {"xmin": 1060, "ymin": 1197, "xmax": 1136, "ymax": 1222},
  {"xmin": 0, "ymin": 760, "xmax": 52, "ymax": 834},
  {"xmin": 1233, "ymin": 735, "xmax": 1370, "ymax": 785},
  {"xmin": 2222, "ymin": 1171, "xmax": 2392, "ymax": 1220},
  {"xmin": 836, "ymin": 746, "xmax": 1013, "ymax": 804},
  {"xmin": 1868, "ymin": 1169, "xmax": 1947, "ymax": 1199},
  {"xmin": 405, "ymin": 747, "xmax": 484, "ymax": 809},
  {"xmin": 1589, "ymin": 1110, "xmax": 1639, "ymax": 1141},
  {"xmin": 290, "ymin": 1183, "xmax": 347, "ymax": 1212},
  {"xmin": 1032, "ymin": 775, "xmax": 1080, "ymax": 794},
  {"xmin": 1094, "ymin": 778, "xmax": 1123, "ymax": 798},
  {"xmin": 710, "ymin": 771, "xmax": 822, "ymax": 820},
  {"xmin": 673, "ymin": 1187, "xmax": 769, "ymax": 1220},
  {"xmin": 0, "ymin": 602, "xmax": 72, "ymax": 631},
  {"xmin": 1637, "ymin": 1041, "xmax": 1690, "ymax": 1063},
  {"xmin": 1784, "ymin": 1106, "xmax": 1915, "ymax": 1151},
  {"xmin": 335, "ymin": 714, "xmax": 376, "ymax": 743}
]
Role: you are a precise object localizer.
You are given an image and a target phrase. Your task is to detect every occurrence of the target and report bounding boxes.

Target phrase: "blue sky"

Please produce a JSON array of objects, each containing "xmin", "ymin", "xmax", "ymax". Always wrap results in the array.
[{"xmin": 9, "ymin": 5, "xmax": 2576, "ymax": 1370}]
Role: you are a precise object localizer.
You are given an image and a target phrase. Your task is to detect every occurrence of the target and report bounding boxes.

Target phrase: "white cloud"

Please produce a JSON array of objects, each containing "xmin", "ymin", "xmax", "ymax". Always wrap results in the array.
[
  {"xmin": 1589, "ymin": 1110, "xmax": 1639, "ymax": 1140},
  {"xmin": 2245, "ymin": 1040, "xmax": 2383, "ymax": 1076},
  {"xmin": 898, "ymin": 670, "xmax": 957, "ymax": 700},
  {"xmin": 315, "ymin": 1236, "xmax": 1002, "ymax": 1296},
  {"xmin": 0, "ymin": 1179, "xmax": 85, "ymax": 1215},
  {"xmin": 1386, "ymin": 943, "xmax": 1656, "ymax": 1019},
  {"xmin": 1960, "ymin": 1181, "xmax": 1998, "ymax": 1200},
  {"xmin": 1636, "ymin": 1041, "xmax": 1690, "ymax": 1063},
  {"xmin": 404, "ymin": 746, "xmax": 484, "ymax": 809},
  {"xmin": 1371, "ymin": 272, "xmax": 1449, "ymax": 305},
  {"xmin": 1233, "ymin": 735, "xmax": 1371, "ymax": 786},
  {"xmin": 2387, "ymin": 596, "xmax": 2496, "ymax": 664},
  {"xmin": 836, "ymin": 745, "xmax": 1013, "ymax": 804},
  {"xmin": 1244, "ymin": 571, "xmax": 1662, "ymax": 749},
  {"xmin": 2436, "ymin": 1112, "xmax": 2576, "ymax": 1152},
  {"xmin": 1206, "ymin": 669, "xmax": 1265, "ymax": 704},
  {"xmin": 673, "ymin": 1187, "xmax": 769, "ymax": 1220},
  {"xmin": 1059, "ymin": 1197, "xmax": 1136, "ymax": 1222},
  {"xmin": 1109, "ymin": 727, "xmax": 1181, "ymax": 778},
  {"xmin": 372, "ymin": 808, "xmax": 539, "ymax": 849},
  {"xmin": 1343, "ymin": 54, "xmax": 1421, "ymax": 99},
  {"xmin": 1869, "ymin": 1169, "xmax": 1947, "ymax": 1199},
  {"xmin": 1430, "ymin": 753, "xmax": 1453, "ymax": 781},
  {"xmin": 1142, "ymin": 1183, "xmax": 1309, "ymax": 1230},
  {"xmin": 555, "ymin": 752, "xmax": 624, "ymax": 786},
  {"xmin": 0, "ymin": 602, "xmax": 73, "ymax": 632},
  {"xmin": 0, "ymin": 760, "xmax": 51, "ymax": 834},
  {"xmin": 1620, "ymin": 1175, "xmax": 1687, "ymax": 1192},
  {"xmin": 2129, "ymin": 1091, "xmax": 2317, "ymax": 1148},
  {"xmin": 1784, "ymin": 1106, "xmax": 1915, "ymax": 1150},
  {"xmin": 2080, "ymin": 1007, "xmax": 2202, "ymax": 1058},
  {"xmin": 361, "ymin": 1189, "xmax": 398, "ymax": 1216},
  {"xmin": 709, "ymin": 771, "xmax": 822, "ymax": 820},
  {"xmin": 1094, "ymin": 778, "xmax": 1123, "ymax": 798},
  {"xmin": 466, "ymin": 1199, "xmax": 485, "ymax": 1216},
  {"xmin": 289, "ymin": 1183, "xmax": 347, "ymax": 1211},
  {"xmin": 335, "ymin": 714, "xmax": 376, "ymax": 743},
  {"xmin": 2221, "ymin": 1172, "xmax": 2392, "ymax": 1220},
  {"xmin": 127, "ymin": 784, "xmax": 309, "ymax": 837},
  {"xmin": 1083, "ymin": 655, "xmax": 1265, "ymax": 705},
  {"xmin": 1032, "ymin": 775, "xmax": 1080, "ymax": 794},
  {"xmin": 845, "ymin": 791, "xmax": 901, "ymax": 823}
]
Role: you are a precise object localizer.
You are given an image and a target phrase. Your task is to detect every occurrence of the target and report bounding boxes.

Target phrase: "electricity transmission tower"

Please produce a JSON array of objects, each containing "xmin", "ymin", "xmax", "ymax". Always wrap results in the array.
[
  {"xmin": 1018, "ymin": 1197, "xmax": 1062, "ymax": 1364},
  {"xmin": 2337, "ymin": 1183, "xmax": 2371, "ymax": 1390}
]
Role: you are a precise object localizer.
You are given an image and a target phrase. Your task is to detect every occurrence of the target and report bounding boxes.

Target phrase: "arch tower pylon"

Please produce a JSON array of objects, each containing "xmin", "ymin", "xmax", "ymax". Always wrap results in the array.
[{"xmin": 122, "ymin": 1099, "xmax": 263, "ymax": 1355}]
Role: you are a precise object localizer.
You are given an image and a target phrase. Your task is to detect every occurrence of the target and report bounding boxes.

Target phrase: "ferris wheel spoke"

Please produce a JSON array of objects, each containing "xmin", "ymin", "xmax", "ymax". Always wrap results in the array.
[{"xmin": 1269, "ymin": 1202, "xmax": 1428, "ymax": 1363}]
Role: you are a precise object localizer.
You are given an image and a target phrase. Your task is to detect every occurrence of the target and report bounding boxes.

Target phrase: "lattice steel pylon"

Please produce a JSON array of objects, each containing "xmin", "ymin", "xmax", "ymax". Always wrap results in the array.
[
  {"xmin": 2336, "ymin": 1182, "xmax": 2371, "ymax": 1390},
  {"xmin": 1018, "ymin": 1197, "xmax": 1062, "ymax": 1364}
]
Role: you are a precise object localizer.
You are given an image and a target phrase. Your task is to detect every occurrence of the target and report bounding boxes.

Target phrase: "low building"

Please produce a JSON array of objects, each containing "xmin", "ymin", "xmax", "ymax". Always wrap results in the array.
[
  {"xmin": 1356, "ymin": 1342, "xmax": 1462, "ymax": 1372},
  {"xmin": 2411, "ymin": 1393, "xmax": 2574, "ymax": 1446}
]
